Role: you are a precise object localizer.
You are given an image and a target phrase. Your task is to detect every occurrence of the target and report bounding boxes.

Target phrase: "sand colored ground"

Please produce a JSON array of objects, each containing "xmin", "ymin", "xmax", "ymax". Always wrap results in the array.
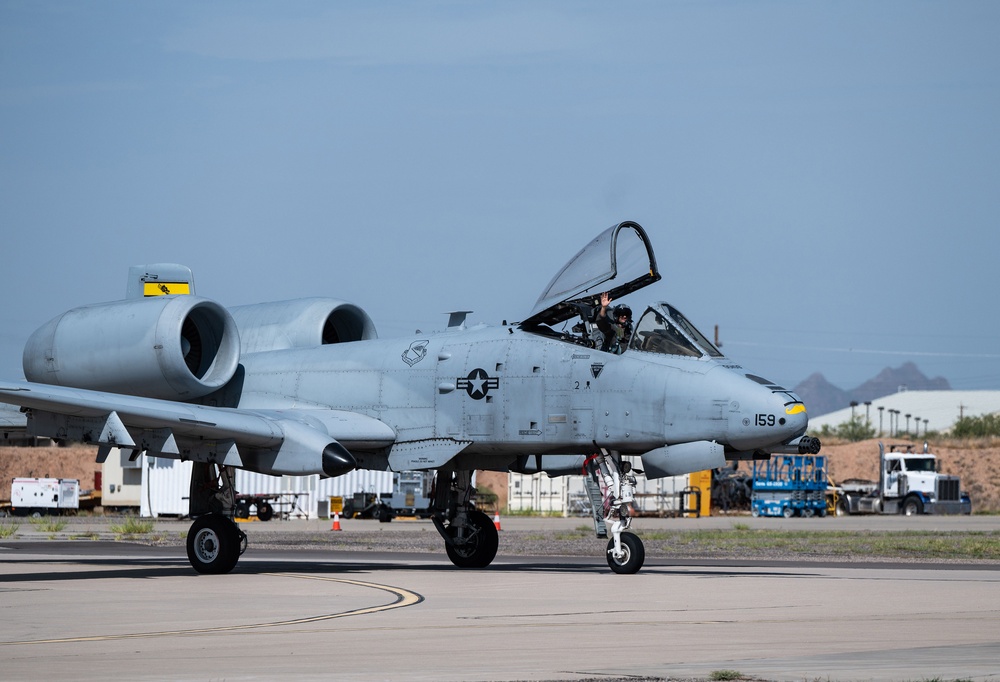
[{"xmin": 1, "ymin": 443, "xmax": 102, "ymax": 497}]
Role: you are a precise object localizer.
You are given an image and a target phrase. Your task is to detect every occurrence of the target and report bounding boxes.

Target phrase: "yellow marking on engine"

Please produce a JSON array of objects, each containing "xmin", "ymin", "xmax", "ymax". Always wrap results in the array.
[
  {"xmin": 785, "ymin": 404, "xmax": 807, "ymax": 415},
  {"xmin": 143, "ymin": 282, "xmax": 191, "ymax": 296}
]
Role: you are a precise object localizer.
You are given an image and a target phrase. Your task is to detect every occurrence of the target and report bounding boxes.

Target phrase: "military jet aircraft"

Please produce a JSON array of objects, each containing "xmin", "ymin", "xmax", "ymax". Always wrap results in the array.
[{"xmin": 0, "ymin": 221, "xmax": 818, "ymax": 574}]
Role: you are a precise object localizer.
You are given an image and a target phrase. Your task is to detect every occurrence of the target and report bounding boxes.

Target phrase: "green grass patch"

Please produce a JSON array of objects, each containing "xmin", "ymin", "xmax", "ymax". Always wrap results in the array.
[
  {"xmin": 29, "ymin": 518, "xmax": 67, "ymax": 533},
  {"xmin": 553, "ymin": 526, "xmax": 594, "ymax": 540},
  {"xmin": 632, "ymin": 529, "xmax": 1000, "ymax": 561},
  {"xmin": 0, "ymin": 522, "xmax": 19, "ymax": 538},
  {"xmin": 710, "ymin": 670, "xmax": 745, "ymax": 681},
  {"xmin": 109, "ymin": 517, "xmax": 155, "ymax": 536},
  {"xmin": 70, "ymin": 532, "xmax": 100, "ymax": 540}
]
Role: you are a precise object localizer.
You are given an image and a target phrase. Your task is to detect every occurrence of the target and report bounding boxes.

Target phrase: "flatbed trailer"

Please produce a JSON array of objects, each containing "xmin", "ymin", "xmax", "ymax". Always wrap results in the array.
[{"xmin": 233, "ymin": 492, "xmax": 309, "ymax": 521}]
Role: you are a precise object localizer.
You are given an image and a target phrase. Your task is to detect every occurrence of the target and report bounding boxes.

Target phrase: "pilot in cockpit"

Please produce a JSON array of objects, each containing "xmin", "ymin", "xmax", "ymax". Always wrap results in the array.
[{"xmin": 595, "ymin": 292, "xmax": 633, "ymax": 354}]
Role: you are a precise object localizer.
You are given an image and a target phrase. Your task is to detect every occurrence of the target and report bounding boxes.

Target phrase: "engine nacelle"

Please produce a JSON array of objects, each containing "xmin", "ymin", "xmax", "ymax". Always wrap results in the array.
[
  {"xmin": 229, "ymin": 298, "xmax": 378, "ymax": 354},
  {"xmin": 23, "ymin": 296, "xmax": 241, "ymax": 400}
]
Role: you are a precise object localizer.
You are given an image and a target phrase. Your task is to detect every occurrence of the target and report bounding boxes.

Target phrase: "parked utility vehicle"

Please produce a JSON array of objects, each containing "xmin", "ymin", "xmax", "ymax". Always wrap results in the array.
[{"xmin": 832, "ymin": 442, "xmax": 971, "ymax": 516}]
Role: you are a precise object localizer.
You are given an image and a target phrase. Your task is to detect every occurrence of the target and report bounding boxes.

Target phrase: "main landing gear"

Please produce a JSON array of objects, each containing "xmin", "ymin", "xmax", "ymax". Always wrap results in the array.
[
  {"xmin": 431, "ymin": 470, "xmax": 499, "ymax": 569},
  {"xmin": 431, "ymin": 457, "xmax": 646, "ymax": 575},
  {"xmin": 185, "ymin": 463, "xmax": 248, "ymax": 574},
  {"xmin": 178, "ymin": 461, "xmax": 642, "ymax": 575}
]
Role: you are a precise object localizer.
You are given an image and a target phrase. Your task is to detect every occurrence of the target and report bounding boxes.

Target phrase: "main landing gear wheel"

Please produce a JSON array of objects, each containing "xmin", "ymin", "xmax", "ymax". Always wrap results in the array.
[
  {"xmin": 606, "ymin": 531, "xmax": 645, "ymax": 574},
  {"xmin": 445, "ymin": 510, "xmax": 499, "ymax": 569},
  {"xmin": 186, "ymin": 513, "xmax": 244, "ymax": 574}
]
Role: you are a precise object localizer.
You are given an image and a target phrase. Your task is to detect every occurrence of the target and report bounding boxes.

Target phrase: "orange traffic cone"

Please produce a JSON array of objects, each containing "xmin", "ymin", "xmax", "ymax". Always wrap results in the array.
[
  {"xmin": 493, "ymin": 512, "xmax": 502, "ymax": 531},
  {"xmin": 331, "ymin": 511, "xmax": 342, "ymax": 531}
]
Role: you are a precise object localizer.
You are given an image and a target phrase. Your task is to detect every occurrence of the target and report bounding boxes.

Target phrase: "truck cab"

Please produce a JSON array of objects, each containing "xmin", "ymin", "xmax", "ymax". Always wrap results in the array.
[{"xmin": 881, "ymin": 444, "xmax": 970, "ymax": 515}]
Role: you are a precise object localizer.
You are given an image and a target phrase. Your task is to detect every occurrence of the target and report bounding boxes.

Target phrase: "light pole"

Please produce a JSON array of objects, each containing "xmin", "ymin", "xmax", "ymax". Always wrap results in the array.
[
  {"xmin": 878, "ymin": 406, "xmax": 884, "ymax": 436},
  {"xmin": 905, "ymin": 413, "xmax": 911, "ymax": 435},
  {"xmin": 850, "ymin": 401, "xmax": 858, "ymax": 420}
]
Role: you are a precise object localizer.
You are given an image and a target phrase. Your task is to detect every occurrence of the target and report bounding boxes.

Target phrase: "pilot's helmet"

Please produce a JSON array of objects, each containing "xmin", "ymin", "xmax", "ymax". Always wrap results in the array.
[{"xmin": 613, "ymin": 304, "xmax": 632, "ymax": 321}]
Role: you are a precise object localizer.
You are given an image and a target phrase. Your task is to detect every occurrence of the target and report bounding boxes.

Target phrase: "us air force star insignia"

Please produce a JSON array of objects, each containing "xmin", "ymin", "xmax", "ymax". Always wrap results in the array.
[
  {"xmin": 457, "ymin": 368, "xmax": 499, "ymax": 400},
  {"xmin": 591, "ymin": 364, "xmax": 604, "ymax": 378}
]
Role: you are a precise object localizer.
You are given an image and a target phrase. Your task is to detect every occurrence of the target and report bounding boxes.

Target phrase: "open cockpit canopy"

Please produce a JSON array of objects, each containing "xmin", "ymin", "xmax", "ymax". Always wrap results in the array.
[{"xmin": 522, "ymin": 221, "xmax": 660, "ymax": 328}]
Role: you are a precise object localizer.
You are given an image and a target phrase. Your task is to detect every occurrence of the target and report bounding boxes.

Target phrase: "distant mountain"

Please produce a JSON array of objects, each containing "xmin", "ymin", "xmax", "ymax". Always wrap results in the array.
[
  {"xmin": 793, "ymin": 373, "xmax": 851, "ymax": 417},
  {"xmin": 793, "ymin": 362, "xmax": 952, "ymax": 417}
]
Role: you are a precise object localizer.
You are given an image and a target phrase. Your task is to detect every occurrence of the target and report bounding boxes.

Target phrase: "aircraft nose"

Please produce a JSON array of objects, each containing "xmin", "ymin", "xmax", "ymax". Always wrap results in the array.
[
  {"xmin": 782, "ymin": 400, "xmax": 809, "ymax": 437},
  {"xmin": 724, "ymin": 373, "xmax": 810, "ymax": 452}
]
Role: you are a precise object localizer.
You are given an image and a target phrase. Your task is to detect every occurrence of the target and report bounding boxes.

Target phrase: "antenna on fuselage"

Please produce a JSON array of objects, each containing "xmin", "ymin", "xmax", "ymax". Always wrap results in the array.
[{"xmin": 446, "ymin": 311, "xmax": 473, "ymax": 329}]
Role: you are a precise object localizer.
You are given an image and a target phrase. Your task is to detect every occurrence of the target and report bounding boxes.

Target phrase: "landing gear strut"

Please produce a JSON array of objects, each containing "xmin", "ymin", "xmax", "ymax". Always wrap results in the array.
[
  {"xmin": 585, "ymin": 450, "xmax": 645, "ymax": 574},
  {"xmin": 185, "ymin": 462, "xmax": 247, "ymax": 574},
  {"xmin": 432, "ymin": 470, "xmax": 499, "ymax": 569}
]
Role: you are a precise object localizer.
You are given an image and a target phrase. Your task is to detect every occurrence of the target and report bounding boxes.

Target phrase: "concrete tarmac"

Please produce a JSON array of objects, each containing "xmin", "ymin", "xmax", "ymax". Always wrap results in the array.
[{"xmin": 2, "ymin": 518, "xmax": 999, "ymax": 682}]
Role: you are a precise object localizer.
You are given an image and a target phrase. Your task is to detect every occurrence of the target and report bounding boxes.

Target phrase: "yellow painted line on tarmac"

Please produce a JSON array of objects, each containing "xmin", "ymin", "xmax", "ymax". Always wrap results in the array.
[{"xmin": 0, "ymin": 573, "xmax": 423, "ymax": 646}]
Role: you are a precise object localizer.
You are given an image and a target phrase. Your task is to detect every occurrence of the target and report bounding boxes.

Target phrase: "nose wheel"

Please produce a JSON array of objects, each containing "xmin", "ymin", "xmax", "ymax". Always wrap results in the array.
[{"xmin": 606, "ymin": 531, "xmax": 645, "ymax": 574}]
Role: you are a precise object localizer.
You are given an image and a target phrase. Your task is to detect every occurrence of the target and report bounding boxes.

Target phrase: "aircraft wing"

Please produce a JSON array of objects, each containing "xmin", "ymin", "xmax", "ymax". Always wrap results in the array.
[
  {"xmin": 0, "ymin": 401, "xmax": 27, "ymax": 431},
  {"xmin": 0, "ymin": 381, "xmax": 396, "ymax": 476}
]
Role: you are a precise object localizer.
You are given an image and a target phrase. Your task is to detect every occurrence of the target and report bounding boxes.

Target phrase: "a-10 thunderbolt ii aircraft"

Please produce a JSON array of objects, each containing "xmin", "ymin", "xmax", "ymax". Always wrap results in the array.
[{"xmin": 0, "ymin": 221, "xmax": 819, "ymax": 574}]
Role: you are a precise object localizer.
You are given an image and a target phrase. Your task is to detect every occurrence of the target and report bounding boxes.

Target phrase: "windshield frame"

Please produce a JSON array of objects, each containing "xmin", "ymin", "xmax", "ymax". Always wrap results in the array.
[{"xmin": 627, "ymin": 303, "xmax": 724, "ymax": 359}]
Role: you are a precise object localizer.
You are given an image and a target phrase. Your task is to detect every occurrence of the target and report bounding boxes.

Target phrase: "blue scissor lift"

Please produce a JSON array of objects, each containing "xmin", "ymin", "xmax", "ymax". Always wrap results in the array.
[{"xmin": 751, "ymin": 455, "xmax": 828, "ymax": 518}]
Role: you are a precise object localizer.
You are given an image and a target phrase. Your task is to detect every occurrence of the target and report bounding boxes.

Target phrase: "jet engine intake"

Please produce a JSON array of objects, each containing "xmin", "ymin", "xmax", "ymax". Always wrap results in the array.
[
  {"xmin": 229, "ymin": 298, "xmax": 378, "ymax": 354},
  {"xmin": 23, "ymin": 296, "xmax": 241, "ymax": 400}
]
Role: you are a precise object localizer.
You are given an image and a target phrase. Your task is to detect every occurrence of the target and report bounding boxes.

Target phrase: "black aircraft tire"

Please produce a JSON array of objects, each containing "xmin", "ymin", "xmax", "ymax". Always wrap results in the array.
[
  {"xmin": 606, "ymin": 531, "xmax": 645, "ymax": 574},
  {"xmin": 256, "ymin": 501, "xmax": 274, "ymax": 522},
  {"xmin": 186, "ymin": 514, "xmax": 241, "ymax": 575},
  {"xmin": 445, "ymin": 510, "xmax": 499, "ymax": 569}
]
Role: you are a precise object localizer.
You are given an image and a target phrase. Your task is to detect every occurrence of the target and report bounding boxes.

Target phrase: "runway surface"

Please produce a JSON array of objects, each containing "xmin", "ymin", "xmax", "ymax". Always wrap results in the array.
[{"xmin": 2, "ymin": 529, "xmax": 999, "ymax": 682}]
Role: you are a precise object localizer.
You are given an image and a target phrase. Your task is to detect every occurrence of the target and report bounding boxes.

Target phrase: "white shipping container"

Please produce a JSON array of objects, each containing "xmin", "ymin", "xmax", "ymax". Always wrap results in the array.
[
  {"xmin": 139, "ymin": 455, "xmax": 393, "ymax": 519},
  {"xmin": 141, "ymin": 457, "xmax": 194, "ymax": 517}
]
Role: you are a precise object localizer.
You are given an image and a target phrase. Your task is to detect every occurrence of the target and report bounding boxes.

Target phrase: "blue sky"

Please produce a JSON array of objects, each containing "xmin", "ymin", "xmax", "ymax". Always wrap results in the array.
[{"xmin": 2, "ymin": 1, "xmax": 998, "ymax": 393}]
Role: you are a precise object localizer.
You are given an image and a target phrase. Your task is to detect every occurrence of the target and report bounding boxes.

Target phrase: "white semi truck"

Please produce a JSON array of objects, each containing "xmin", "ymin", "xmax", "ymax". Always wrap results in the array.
[{"xmin": 833, "ymin": 442, "xmax": 971, "ymax": 516}]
